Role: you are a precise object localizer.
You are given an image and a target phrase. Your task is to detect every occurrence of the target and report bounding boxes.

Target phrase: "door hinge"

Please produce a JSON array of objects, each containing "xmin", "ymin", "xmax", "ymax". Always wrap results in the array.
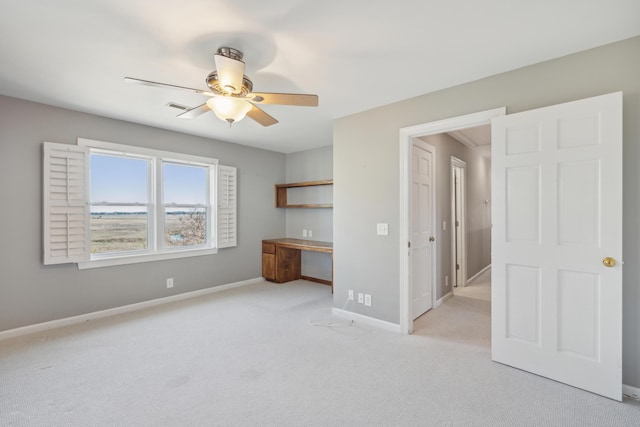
[
  {"xmin": 408, "ymin": 241, "xmax": 411, "ymax": 248},
  {"xmin": 456, "ymin": 264, "xmax": 460, "ymax": 270}
]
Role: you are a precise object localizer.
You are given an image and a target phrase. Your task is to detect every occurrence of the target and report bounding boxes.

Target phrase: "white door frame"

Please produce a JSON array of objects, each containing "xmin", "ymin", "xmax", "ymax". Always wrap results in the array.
[
  {"xmin": 451, "ymin": 156, "xmax": 467, "ymax": 288},
  {"xmin": 399, "ymin": 107, "xmax": 505, "ymax": 334}
]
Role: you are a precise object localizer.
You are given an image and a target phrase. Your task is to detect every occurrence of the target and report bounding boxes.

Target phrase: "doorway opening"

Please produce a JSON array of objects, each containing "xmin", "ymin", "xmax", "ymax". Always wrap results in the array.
[{"xmin": 398, "ymin": 108, "xmax": 505, "ymax": 334}]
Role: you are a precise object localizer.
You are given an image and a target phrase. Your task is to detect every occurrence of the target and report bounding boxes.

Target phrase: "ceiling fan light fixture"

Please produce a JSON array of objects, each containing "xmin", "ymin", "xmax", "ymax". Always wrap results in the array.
[
  {"xmin": 206, "ymin": 96, "xmax": 252, "ymax": 125},
  {"xmin": 126, "ymin": 45, "xmax": 318, "ymax": 128}
]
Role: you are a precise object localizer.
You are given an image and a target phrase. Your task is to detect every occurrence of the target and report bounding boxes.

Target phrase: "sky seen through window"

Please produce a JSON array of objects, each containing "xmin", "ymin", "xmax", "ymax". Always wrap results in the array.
[{"xmin": 90, "ymin": 154, "xmax": 207, "ymax": 213}]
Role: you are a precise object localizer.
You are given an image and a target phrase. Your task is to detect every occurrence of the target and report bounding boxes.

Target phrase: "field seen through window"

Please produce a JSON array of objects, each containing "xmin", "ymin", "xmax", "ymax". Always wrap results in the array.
[{"xmin": 90, "ymin": 211, "xmax": 207, "ymax": 254}]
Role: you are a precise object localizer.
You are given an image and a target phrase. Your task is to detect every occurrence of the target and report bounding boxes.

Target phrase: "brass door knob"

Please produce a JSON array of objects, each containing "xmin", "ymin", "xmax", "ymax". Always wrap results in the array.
[{"xmin": 602, "ymin": 257, "xmax": 617, "ymax": 268}]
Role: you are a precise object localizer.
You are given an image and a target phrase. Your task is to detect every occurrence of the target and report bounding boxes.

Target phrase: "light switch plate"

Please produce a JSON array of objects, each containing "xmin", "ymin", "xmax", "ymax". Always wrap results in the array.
[{"xmin": 377, "ymin": 223, "xmax": 389, "ymax": 236}]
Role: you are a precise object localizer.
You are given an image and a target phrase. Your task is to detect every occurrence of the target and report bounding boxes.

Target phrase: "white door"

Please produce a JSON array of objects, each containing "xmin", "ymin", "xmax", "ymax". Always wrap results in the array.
[
  {"xmin": 491, "ymin": 92, "xmax": 623, "ymax": 400},
  {"xmin": 411, "ymin": 140, "xmax": 435, "ymax": 319},
  {"xmin": 451, "ymin": 159, "xmax": 466, "ymax": 287}
]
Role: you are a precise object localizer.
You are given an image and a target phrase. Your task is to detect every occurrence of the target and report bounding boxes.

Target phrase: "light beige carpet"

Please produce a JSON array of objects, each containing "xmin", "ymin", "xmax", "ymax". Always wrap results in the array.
[
  {"xmin": 1, "ymin": 278, "xmax": 639, "ymax": 426},
  {"xmin": 453, "ymin": 268, "xmax": 491, "ymax": 302}
]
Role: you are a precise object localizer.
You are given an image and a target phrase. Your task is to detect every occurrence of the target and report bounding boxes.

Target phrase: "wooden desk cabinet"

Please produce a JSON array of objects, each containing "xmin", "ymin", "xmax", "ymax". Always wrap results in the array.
[{"xmin": 262, "ymin": 238, "xmax": 333, "ymax": 289}]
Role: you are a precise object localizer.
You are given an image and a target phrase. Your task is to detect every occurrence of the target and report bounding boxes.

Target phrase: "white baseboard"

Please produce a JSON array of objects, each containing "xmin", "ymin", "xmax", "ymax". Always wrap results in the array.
[
  {"xmin": 436, "ymin": 291, "xmax": 453, "ymax": 308},
  {"xmin": 466, "ymin": 264, "xmax": 491, "ymax": 284},
  {"xmin": 332, "ymin": 308, "xmax": 401, "ymax": 333},
  {"xmin": 623, "ymin": 384, "xmax": 640, "ymax": 401},
  {"xmin": 0, "ymin": 277, "xmax": 264, "ymax": 341}
]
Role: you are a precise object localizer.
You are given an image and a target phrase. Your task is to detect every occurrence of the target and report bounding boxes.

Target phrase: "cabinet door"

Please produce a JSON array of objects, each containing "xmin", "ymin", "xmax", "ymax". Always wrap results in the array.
[
  {"xmin": 276, "ymin": 246, "xmax": 301, "ymax": 282},
  {"xmin": 262, "ymin": 253, "xmax": 275, "ymax": 280}
]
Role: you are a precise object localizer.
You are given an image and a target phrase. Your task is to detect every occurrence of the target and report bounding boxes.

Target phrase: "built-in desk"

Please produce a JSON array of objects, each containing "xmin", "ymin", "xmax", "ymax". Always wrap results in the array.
[{"xmin": 262, "ymin": 238, "xmax": 333, "ymax": 290}]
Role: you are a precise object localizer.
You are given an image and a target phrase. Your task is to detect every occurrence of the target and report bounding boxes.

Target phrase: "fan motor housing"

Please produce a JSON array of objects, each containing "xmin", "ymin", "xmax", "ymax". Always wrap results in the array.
[
  {"xmin": 217, "ymin": 47, "xmax": 243, "ymax": 61},
  {"xmin": 206, "ymin": 71, "xmax": 253, "ymax": 96}
]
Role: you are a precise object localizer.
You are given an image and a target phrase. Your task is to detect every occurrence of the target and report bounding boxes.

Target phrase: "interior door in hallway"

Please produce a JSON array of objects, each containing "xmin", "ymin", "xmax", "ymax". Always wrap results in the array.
[
  {"xmin": 451, "ymin": 157, "xmax": 466, "ymax": 288},
  {"xmin": 411, "ymin": 140, "xmax": 435, "ymax": 319},
  {"xmin": 491, "ymin": 92, "xmax": 623, "ymax": 400}
]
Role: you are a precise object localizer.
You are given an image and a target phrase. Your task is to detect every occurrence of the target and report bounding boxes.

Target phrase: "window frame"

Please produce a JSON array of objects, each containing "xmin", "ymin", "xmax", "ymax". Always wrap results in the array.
[{"xmin": 77, "ymin": 138, "xmax": 220, "ymax": 269}]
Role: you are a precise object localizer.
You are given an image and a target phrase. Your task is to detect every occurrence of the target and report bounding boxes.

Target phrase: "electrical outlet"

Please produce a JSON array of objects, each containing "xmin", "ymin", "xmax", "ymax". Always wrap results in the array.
[
  {"xmin": 308, "ymin": 230, "xmax": 313, "ymax": 238},
  {"xmin": 303, "ymin": 229, "xmax": 308, "ymax": 237},
  {"xmin": 348, "ymin": 290, "xmax": 354, "ymax": 300},
  {"xmin": 166, "ymin": 278, "xmax": 174, "ymax": 288},
  {"xmin": 364, "ymin": 294, "xmax": 372, "ymax": 307},
  {"xmin": 358, "ymin": 293, "xmax": 364, "ymax": 304}
]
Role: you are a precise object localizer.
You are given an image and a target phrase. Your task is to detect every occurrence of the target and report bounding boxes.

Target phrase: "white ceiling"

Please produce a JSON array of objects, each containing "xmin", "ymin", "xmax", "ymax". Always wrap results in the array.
[{"xmin": 1, "ymin": 1, "xmax": 638, "ymax": 153}]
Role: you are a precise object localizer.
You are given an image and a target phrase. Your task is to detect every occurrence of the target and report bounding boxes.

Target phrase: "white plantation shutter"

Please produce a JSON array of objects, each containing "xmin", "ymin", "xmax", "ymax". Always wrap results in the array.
[
  {"xmin": 217, "ymin": 165, "xmax": 237, "ymax": 248},
  {"xmin": 43, "ymin": 142, "xmax": 90, "ymax": 264}
]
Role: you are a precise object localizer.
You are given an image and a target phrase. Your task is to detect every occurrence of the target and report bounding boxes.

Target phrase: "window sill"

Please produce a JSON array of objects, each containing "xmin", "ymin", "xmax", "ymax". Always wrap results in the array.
[{"xmin": 77, "ymin": 247, "xmax": 218, "ymax": 270}]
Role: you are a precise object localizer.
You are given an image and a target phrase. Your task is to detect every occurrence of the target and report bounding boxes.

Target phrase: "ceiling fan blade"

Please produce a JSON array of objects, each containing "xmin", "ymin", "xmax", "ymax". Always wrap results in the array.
[
  {"xmin": 176, "ymin": 103, "xmax": 211, "ymax": 119},
  {"xmin": 250, "ymin": 92, "xmax": 318, "ymax": 107},
  {"xmin": 124, "ymin": 77, "xmax": 215, "ymax": 96},
  {"xmin": 213, "ymin": 54, "xmax": 245, "ymax": 94},
  {"xmin": 247, "ymin": 104, "xmax": 279, "ymax": 127}
]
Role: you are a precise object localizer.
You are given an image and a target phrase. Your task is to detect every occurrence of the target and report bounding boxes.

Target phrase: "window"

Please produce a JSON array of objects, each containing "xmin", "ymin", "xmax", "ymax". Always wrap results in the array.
[
  {"xmin": 90, "ymin": 152, "xmax": 151, "ymax": 254},
  {"xmin": 43, "ymin": 139, "xmax": 236, "ymax": 268},
  {"xmin": 162, "ymin": 162, "xmax": 209, "ymax": 248}
]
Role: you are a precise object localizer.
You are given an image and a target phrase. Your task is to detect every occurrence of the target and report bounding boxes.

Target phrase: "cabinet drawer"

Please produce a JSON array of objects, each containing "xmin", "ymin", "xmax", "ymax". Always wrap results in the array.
[{"xmin": 262, "ymin": 242, "xmax": 276, "ymax": 254}]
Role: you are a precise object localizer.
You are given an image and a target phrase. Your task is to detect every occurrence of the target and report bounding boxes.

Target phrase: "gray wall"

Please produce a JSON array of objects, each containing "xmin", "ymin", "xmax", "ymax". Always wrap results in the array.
[
  {"xmin": 466, "ymin": 151, "xmax": 492, "ymax": 278},
  {"xmin": 0, "ymin": 95, "xmax": 286, "ymax": 331},
  {"xmin": 334, "ymin": 36, "xmax": 640, "ymax": 387},
  {"xmin": 285, "ymin": 146, "xmax": 333, "ymax": 281},
  {"xmin": 420, "ymin": 133, "xmax": 491, "ymax": 301}
]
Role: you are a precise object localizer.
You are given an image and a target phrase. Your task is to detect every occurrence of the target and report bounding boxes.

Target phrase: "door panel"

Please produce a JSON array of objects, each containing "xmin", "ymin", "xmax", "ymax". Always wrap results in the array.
[
  {"xmin": 505, "ymin": 165, "xmax": 540, "ymax": 242},
  {"xmin": 492, "ymin": 92, "xmax": 622, "ymax": 400},
  {"xmin": 557, "ymin": 161, "xmax": 600, "ymax": 246},
  {"xmin": 505, "ymin": 264, "xmax": 540, "ymax": 344},
  {"xmin": 557, "ymin": 270, "xmax": 600, "ymax": 360}
]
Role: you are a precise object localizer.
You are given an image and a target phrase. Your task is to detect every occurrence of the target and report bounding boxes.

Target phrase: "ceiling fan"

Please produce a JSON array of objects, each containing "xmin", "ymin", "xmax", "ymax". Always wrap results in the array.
[{"xmin": 125, "ymin": 47, "xmax": 318, "ymax": 127}]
